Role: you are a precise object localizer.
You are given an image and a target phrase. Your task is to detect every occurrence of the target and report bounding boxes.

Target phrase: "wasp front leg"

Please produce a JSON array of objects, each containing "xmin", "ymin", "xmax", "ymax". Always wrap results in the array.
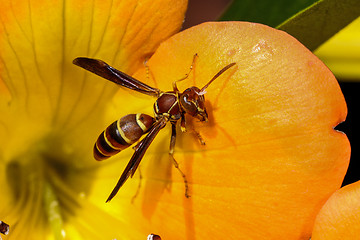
[
  {"xmin": 180, "ymin": 114, "xmax": 206, "ymax": 146},
  {"xmin": 180, "ymin": 113, "xmax": 187, "ymax": 133},
  {"xmin": 169, "ymin": 122, "xmax": 190, "ymax": 198},
  {"xmin": 192, "ymin": 130, "xmax": 206, "ymax": 146}
]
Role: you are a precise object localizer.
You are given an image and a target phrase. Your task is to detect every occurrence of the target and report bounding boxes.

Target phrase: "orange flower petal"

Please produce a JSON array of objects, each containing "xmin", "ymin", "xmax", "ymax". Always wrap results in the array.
[
  {"xmin": 97, "ymin": 22, "xmax": 350, "ymax": 239},
  {"xmin": 312, "ymin": 181, "xmax": 360, "ymax": 239}
]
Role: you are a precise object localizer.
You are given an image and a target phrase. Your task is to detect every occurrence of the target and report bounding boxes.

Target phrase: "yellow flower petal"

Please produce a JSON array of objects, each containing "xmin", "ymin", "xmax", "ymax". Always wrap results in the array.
[
  {"xmin": 0, "ymin": 0, "xmax": 187, "ymax": 163},
  {"xmin": 0, "ymin": 0, "xmax": 187, "ymax": 239},
  {"xmin": 312, "ymin": 181, "xmax": 360, "ymax": 239},
  {"xmin": 315, "ymin": 17, "xmax": 360, "ymax": 80},
  {"xmin": 92, "ymin": 22, "xmax": 350, "ymax": 239}
]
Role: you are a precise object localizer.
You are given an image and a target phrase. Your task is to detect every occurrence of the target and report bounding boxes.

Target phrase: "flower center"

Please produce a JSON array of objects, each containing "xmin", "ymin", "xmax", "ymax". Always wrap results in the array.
[{"xmin": 5, "ymin": 139, "xmax": 96, "ymax": 238}]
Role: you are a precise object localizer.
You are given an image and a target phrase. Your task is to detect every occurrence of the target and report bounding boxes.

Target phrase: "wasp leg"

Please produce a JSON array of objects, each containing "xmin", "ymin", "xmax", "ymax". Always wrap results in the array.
[
  {"xmin": 180, "ymin": 113, "xmax": 187, "ymax": 133},
  {"xmin": 143, "ymin": 57, "xmax": 151, "ymax": 82},
  {"xmin": 170, "ymin": 122, "xmax": 190, "ymax": 198},
  {"xmin": 192, "ymin": 129, "xmax": 206, "ymax": 145},
  {"xmin": 173, "ymin": 53, "xmax": 198, "ymax": 92},
  {"xmin": 180, "ymin": 114, "xmax": 205, "ymax": 145}
]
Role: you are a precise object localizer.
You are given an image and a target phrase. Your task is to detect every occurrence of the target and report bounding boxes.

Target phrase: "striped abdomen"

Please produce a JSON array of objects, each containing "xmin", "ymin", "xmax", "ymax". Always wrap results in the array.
[{"xmin": 94, "ymin": 113, "xmax": 155, "ymax": 161}]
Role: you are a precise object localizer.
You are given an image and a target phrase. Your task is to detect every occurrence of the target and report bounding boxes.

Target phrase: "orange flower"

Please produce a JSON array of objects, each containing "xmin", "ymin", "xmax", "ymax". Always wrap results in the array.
[
  {"xmin": 90, "ymin": 22, "xmax": 349, "ymax": 239},
  {"xmin": 312, "ymin": 180, "xmax": 360, "ymax": 239},
  {"xmin": 0, "ymin": 1, "xmax": 350, "ymax": 239}
]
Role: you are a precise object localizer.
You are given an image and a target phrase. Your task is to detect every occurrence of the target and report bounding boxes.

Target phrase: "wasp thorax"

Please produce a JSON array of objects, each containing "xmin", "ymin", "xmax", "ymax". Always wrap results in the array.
[{"xmin": 179, "ymin": 87, "xmax": 208, "ymax": 121}]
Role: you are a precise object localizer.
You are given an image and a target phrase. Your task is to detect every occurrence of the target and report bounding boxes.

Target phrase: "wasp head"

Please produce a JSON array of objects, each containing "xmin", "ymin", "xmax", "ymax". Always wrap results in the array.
[{"xmin": 179, "ymin": 87, "xmax": 208, "ymax": 121}]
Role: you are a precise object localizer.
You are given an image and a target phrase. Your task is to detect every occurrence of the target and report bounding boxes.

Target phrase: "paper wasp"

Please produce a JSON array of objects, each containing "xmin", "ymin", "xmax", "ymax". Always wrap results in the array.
[{"xmin": 73, "ymin": 55, "xmax": 236, "ymax": 202}]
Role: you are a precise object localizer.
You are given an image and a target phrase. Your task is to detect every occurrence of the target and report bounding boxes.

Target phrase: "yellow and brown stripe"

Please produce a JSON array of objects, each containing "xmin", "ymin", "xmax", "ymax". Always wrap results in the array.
[{"xmin": 94, "ymin": 113, "xmax": 155, "ymax": 161}]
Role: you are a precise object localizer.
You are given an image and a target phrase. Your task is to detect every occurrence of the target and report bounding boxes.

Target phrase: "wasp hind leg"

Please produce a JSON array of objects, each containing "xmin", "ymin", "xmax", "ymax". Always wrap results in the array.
[{"xmin": 170, "ymin": 122, "xmax": 190, "ymax": 198}]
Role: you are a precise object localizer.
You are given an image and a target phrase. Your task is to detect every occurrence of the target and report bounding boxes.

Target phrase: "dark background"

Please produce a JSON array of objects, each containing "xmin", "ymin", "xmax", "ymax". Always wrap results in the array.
[
  {"xmin": 337, "ymin": 82, "xmax": 359, "ymax": 186},
  {"xmin": 184, "ymin": 0, "xmax": 359, "ymax": 187}
]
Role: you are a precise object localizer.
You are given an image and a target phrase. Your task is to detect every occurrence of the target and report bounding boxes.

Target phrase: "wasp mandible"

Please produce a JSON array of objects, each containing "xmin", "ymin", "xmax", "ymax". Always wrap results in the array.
[{"xmin": 73, "ymin": 55, "xmax": 236, "ymax": 202}]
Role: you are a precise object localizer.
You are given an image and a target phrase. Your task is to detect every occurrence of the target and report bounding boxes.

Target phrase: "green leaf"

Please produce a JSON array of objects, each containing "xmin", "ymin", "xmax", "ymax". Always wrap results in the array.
[
  {"xmin": 219, "ymin": 0, "xmax": 318, "ymax": 27},
  {"xmin": 277, "ymin": 0, "xmax": 360, "ymax": 51}
]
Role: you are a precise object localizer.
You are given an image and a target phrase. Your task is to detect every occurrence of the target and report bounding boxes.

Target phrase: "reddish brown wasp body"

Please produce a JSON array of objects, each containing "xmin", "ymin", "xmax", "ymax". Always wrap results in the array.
[
  {"xmin": 94, "ymin": 113, "xmax": 155, "ymax": 160},
  {"xmin": 0, "ymin": 220, "xmax": 9, "ymax": 236},
  {"xmin": 73, "ymin": 56, "xmax": 236, "ymax": 202},
  {"xmin": 147, "ymin": 234, "xmax": 162, "ymax": 240}
]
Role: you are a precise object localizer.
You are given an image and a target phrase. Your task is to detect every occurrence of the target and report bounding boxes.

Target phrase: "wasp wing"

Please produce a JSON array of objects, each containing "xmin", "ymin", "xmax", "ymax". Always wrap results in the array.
[
  {"xmin": 73, "ymin": 57, "xmax": 160, "ymax": 97},
  {"xmin": 106, "ymin": 118, "xmax": 167, "ymax": 202}
]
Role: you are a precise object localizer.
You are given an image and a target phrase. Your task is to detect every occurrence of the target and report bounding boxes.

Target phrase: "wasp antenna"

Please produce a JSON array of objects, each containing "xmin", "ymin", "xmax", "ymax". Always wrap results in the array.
[
  {"xmin": 198, "ymin": 89, "xmax": 207, "ymax": 96},
  {"xmin": 200, "ymin": 62, "xmax": 236, "ymax": 92}
]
